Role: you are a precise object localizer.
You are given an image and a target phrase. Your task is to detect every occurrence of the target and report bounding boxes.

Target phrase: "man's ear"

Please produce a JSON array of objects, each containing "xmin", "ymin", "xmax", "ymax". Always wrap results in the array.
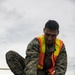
[{"xmin": 57, "ymin": 30, "xmax": 59, "ymax": 35}]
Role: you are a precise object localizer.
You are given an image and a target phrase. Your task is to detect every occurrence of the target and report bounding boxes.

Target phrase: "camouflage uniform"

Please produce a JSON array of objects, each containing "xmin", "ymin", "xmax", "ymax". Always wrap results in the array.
[{"xmin": 6, "ymin": 38, "xmax": 67, "ymax": 75}]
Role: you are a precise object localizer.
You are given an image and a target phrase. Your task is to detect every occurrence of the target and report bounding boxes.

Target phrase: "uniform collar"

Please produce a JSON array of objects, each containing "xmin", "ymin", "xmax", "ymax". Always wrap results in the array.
[{"xmin": 46, "ymin": 44, "xmax": 56, "ymax": 52}]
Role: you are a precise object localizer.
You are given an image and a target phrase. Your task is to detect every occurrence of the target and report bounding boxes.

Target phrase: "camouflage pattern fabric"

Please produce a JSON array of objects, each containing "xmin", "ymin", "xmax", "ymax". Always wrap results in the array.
[
  {"xmin": 6, "ymin": 51, "xmax": 25, "ymax": 75},
  {"xmin": 6, "ymin": 38, "xmax": 67, "ymax": 75}
]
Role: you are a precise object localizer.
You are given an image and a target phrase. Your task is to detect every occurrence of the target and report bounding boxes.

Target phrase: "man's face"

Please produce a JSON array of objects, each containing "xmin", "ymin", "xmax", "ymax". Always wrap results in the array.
[{"xmin": 44, "ymin": 28, "xmax": 59, "ymax": 45}]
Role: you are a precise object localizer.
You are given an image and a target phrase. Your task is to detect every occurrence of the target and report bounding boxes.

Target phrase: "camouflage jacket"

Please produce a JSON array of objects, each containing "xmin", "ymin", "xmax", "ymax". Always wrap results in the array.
[{"xmin": 24, "ymin": 38, "xmax": 67, "ymax": 75}]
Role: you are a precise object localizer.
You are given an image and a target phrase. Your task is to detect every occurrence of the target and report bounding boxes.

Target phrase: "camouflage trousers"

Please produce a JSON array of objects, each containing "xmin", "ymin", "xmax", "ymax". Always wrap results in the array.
[
  {"xmin": 6, "ymin": 50, "xmax": 25, "ymax": 75},
  {"xmin": 6, "ymin": 51, "xmax": 48, "ymax": 75}
]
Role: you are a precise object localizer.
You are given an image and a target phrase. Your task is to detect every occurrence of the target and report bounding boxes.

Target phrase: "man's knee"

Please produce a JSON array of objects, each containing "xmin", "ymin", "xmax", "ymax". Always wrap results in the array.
[{"xmin": 6, "ymin": 50, "xmax": 17, "ymax": 60}]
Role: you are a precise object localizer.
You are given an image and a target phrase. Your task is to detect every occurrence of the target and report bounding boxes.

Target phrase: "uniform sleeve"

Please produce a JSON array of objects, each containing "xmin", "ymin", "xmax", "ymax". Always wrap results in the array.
[
  {"xmin": 24, "ymin": 38, "xmax": 40, "ymax": 75},
  {"xmin": 54, "ymin": 44, "xmax": 67, "ymax": 75}
]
